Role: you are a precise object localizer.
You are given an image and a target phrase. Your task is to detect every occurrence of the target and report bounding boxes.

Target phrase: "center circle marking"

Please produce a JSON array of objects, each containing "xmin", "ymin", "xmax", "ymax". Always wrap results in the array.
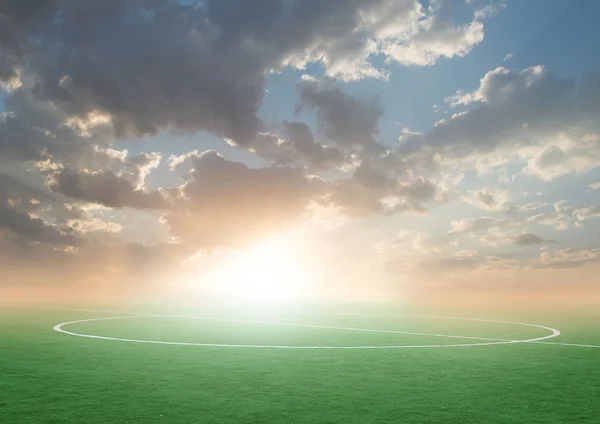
[{"xmin": 53, "ymin": 313, "xmax": 560, "ymax": 349}]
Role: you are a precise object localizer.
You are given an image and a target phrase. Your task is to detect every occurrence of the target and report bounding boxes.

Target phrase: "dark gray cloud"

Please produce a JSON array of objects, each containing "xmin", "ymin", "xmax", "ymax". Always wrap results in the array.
[
  {"xmin": 0, "ymin": 192, "xmax": 79, "ymax": 247},
  {"xmin": 50, "ymin": 168, "xmax": 168, "ymax": 210},
  {"xmin": 249, "ymin": 122, "xmax": 346, "ymax": 170},
  {"xmin": 326, "ymin": 160, "xmax": 437, "ymax": 216},
  {"xmin": 476, "ymin": 191, "xmax": 495, "ymax": 208},
  {"xmin": 0, "ymin": 170, "xmax": 121, "ymax": 234},
  {"xmin": 297, "ymin": 77, "xmax": 384, "ymax": 152},
  {"xmin": 0, "ymin": 171, "xmax": 58, "ymax": 207},
  {"xmin": 512, "ymin": 233, "xmax": 556, "ymax": 246},
  {"xmin": 282, "ymin": 121, "xmax": 346, "ymax": 169},
  {"xmin": 0, "ymin": 87, "xmax": 113, "ymax": 163}
]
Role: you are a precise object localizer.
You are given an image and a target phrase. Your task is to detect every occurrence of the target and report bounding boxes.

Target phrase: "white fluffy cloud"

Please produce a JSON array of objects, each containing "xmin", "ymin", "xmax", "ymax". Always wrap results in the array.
[
  {"xmin": 401, "ymin": 66, "xmax": 600, "ymax": 182},
  {"xmin": 573, "ymin": 206, "xmax": 600, "ymax": 221},
  {"xmin": 525, "ymin": 133, "xmax": 600, "ymax": 181},
  {"xmin": 461, "ymin": 188, "xmax": 509, "ymax": 211},
  {"xmin": 381, "ymin": 0, "xmax": 503, "ymax": 67},
  {"xmin": 282, "ymin": 0, "xmax": 503, "ymax": 79}
]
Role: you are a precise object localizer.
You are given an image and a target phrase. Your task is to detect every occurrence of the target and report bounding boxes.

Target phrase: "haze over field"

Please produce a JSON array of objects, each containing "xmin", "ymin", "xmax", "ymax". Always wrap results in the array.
[{"xmin": 1, "ymin": 0, "xmax": 600, "ymax": 309}]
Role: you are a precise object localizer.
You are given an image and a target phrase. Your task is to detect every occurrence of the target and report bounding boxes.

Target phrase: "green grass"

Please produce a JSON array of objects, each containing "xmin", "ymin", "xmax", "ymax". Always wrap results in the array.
[{"xmin": 1, "ymin": 306, "xmax": 599, "ymax": 423}]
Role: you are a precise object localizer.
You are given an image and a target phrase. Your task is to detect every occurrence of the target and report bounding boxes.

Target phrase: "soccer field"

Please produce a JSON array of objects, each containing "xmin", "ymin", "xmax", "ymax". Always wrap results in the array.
[{"xmin": 1, "ymin": 306, "xmax": 599, "ymax": 423}]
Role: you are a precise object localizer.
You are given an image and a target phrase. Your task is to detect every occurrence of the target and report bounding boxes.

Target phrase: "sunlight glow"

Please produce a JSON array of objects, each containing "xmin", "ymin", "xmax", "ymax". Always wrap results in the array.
[{"xmin": 205, "ymin": 240, "xmax": 314, "ymax": 305}]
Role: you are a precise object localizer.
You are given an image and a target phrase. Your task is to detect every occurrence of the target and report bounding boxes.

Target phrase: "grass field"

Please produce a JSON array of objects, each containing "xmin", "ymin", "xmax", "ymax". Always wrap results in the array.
[{"xmin": 1, "ymin": 305, "xmax": 599, "ymax": 423}]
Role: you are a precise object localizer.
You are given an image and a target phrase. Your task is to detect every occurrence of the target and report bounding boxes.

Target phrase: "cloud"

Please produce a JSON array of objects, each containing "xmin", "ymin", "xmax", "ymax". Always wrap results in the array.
[
  {"xmin": 444, "ymin": 89, "xmax": 480, "ymax": 108},
  {"xmin": 0, "ymin": 193, "xmax": 79, "ymax": 247},
  {"xmin": 168, "ymin": 151, "xmax": 201, "ymax": 172},
  {"xmin": 512, "ymin": 233, "xmax": 556, "ymax": 245},
  {"xmin": 296, "ymin": 77, "xmax": 384, "ymax": 152},
  {"xmin": 326, "ymin": 160, "xmax": 438, "ymax": 216},
  {"xmin": 381, "ymin": 0, "xmax": 503, "ymax": 66},
  {"xmin": 449, "ymin": 200, "xmax": 575, "ymax": 235},
  {"xmin": 123, "ymin": 152, "xmax": 162, "ymax": 190},
  {"xmin": 248, "ymin": 123, "xmax": 346, "ymax": 170},
  {"xmin": 282, "ymin": 122, "xmax": 346, "ymax": 168},
  {"xmin": 503, "ymin": 53, "xmax": 513, "ymax": 62},
  {"xmin": 516, "ymin": 201, "xmax": 549, "ymax": 212},
  {"xmin": 382, "ymin": 250, "xmax": 520, "ymax": 278},
  {"xmin": 525, "ymin": 210, "xmax": 575, "ymax": 231},
  {"xmin": 281, "ymin": 0, "xmax": 502, "ymax": 79},
  {"xmin": 461, "ymin": 188, "xmax": 508, "ymax": 211},
  {"xmin": 529, "ymin": 248, "xmax": 600, "ymax": 270},
  {"xmin": 400, "ymin": 67, "xmax": 600, "ymax": 181},
  {"xmin": 54, "ymin": 206, "xmax": 122, "ymax": 235},
  {"xmin": 0, "ymin": 170, "xmax": 122, "ymax": 237},
  {"xmin": 447, "ymin": 214, "xmax": 561, "ymax": 247},
  {"xmin": 384, "ymin": 18, "xmax": 484, "ymax": 67},
  {"xmin": 1, "ymin": 1, "xmax": 263, "ymax": 143},
  {"xmin": 0, "ymin": 87, "xmax": 114, "ymax": 164},
  {"xmin": 165, "ymin": 150, "xmax": 324, "ymax": 249},
  {"xmin": 589, "ymin": 182, "xmax": 600, "ymax": 191},
  {"xmin": 450, "ymin": 216, "xmax": 511, "ymax": 233},
  {"xmin": 573, "ymin": 206, "xmax": 600, "ymax": 221},
  {"xmin": 50, "ymin": 168, "xmax": 168, "ymax": 210},
  {"xmin": 525, "ymin": 133, "xmax": 600, "ymax": 181},
  {"xmin": 404, "ymin": 231, "xmax": 460, "ymax": 254}
]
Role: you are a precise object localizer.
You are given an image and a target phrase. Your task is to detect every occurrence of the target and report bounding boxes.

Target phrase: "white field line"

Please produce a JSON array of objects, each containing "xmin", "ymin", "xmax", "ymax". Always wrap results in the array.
[
  {"xmin": 7, "ymin": 304, "xmax": 598, "ymax": 348},
  {"xmin": 9, "ymin": 304, "xmax": 525, "ymax": 342},
  {"xmin": 166, "ymin": 314, "xmax": 600, "ymax": 348},
  {"xmin": 53, "ymin": 315, "xmax": 558, "ymax": 349},
  {"xmin": 172, "ymin": 315, "xmax": 510, "ymax": 342},
  {"xmin": 530, "ymin": 341, "xmax": 600, "ymax": 348}
]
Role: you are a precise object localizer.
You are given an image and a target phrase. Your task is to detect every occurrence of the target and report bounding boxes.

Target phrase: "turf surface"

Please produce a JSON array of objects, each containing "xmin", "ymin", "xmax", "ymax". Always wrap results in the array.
[{"xmin": 1, "ymin": 306, "xmax": 599, "ymax": 423}]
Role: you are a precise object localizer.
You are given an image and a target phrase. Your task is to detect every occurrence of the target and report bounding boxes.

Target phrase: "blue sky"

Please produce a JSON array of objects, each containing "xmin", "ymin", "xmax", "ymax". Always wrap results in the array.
[
  {"xmin": 119, "ymin": 0, "xmax": 600, "ymax": 165},
  {"xmin": 115, "ymin": 0, "xmax": 600, "ymax": 252},
  {"xmin": 1, "ymin": 0, "xmax": 600, "ymax": 294}
]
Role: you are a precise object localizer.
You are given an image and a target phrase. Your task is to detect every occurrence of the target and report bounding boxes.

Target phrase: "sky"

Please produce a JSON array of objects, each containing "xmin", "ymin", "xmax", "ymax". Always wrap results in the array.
[{"xmin": 1, "ymin": 0, "xmax": 599, "ymax": 305}]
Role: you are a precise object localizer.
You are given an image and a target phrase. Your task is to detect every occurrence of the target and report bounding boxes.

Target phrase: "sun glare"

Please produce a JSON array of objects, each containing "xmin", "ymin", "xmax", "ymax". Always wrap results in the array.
[{"xmin": 205, "ymin": 240, "xmax": 313, "ymax": 305}]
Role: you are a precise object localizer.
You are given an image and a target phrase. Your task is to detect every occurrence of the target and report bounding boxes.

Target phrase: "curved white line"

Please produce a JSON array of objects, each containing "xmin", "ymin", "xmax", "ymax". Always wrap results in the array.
[
  {"xmin": 2, "ymin": 305, "xmax": 588, "ymax": 349},
  {"xmin": 52, "ymin": 313, "xmax": 561, "ymax": 349}
]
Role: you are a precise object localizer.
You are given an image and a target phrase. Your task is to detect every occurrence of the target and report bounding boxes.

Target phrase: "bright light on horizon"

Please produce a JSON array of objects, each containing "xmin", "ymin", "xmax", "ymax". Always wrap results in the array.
[
  {"xmin": 191, "ymin": 239, "xmax": 318, "ymax": 305},
  {"xmin": 172, "ymin": 234, "xmax": 400, "ymax": 307}
]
